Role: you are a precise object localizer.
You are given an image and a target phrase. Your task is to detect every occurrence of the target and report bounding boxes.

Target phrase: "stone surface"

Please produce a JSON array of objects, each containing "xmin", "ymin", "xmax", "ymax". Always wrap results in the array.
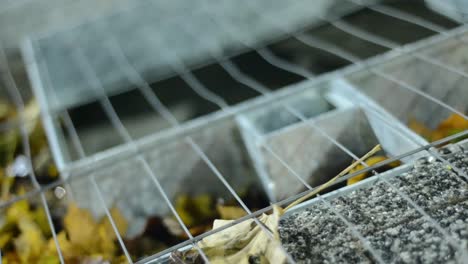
[{"xmin": 279, "ymin": 145, "xmax": 468, "ymax": 263}]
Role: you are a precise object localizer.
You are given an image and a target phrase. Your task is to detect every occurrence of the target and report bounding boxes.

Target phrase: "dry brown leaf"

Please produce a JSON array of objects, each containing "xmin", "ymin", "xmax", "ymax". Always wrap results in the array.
[
  {"xmin": 181, "ymin": 145, "xmax": 383, "ymax": 263},
  {"xmin": 185, "ymin": 206, "xmax": 287, "ymax": 264}
]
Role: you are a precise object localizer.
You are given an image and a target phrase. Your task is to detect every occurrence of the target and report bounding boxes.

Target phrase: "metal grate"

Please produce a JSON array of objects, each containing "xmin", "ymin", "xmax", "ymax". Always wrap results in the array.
[{"xmin": 1, "ymin": 0, "xmax": 468, "ymax": 263}]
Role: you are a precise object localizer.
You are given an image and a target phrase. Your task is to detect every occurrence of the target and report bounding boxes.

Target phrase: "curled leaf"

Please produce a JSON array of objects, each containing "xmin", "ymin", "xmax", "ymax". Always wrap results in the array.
[{"xmin": 185, "ymin": 205, "xmax": 287, "ymax": 264}]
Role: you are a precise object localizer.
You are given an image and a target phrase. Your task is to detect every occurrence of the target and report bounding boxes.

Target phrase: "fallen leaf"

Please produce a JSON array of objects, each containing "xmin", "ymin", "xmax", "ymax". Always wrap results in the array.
[
  {"xmin": 61, "ymin": 203, "xmax": 129, "ymax": 262},
  {"xmin": 175, "ymin": 194, "xmax": 216, "ymax": 228},
  {"xmin": 0, "ymin": 100, "xmax": 15, "ymax": 121},
  {"xmin": 46, "ymin": 231, "xmax": 83, "ymax": 260},
  {"xmin": 97, "ymin": 206, "xmax": 128, "ymax": 256},
  {"xmin": 347, "ymin": 156, "xmax": 400, "ymax": 186},
  {"xmin": 216, "ymin": 205, "xmax": 247, "ymax": 220},
  {"xmin": 37, "ymin": 255, "xmax": 60, "ymax": 264},
  {"xmin": 3, "ymin": 251, "xmax": 21, "ymax": 264},
  {"xmin": 33, "ymin": 207, "xmax": 52, "ymax": 237},
  {"xmin": 409, "ymin": 114, "xmax": 468, "ymax": 142},
  {"xmin": 179, "ymin": 145, "xmax": 383, "ymax": 263},
  {"xmin": 6, "ymin": 199, "xmax": 30, "ymax": 224},
  {"xmin": 0, "ymin": 231, "xmax": 12, "ymax": 248},
  {"xmin": 184, "ymin": 206, "xmax": 287, "ymax": 264},
  {"xmin": 437, "ymin": 113, "xmax": 468, "ymax": 130},
  {"xmin": 14, "ymin": 217, "xmax": 46, "ymax": 263},
  {"xmin": 1, "ymin": 172, "xmax": 15, "ymax": 200},
  {"xmin": 64, "ymin": 203, "xmax": 100, "ymax": 253},
  {"xmin": 99, "ymin": 206, "xmax": 128, "ymax": 238},
  {"xmin": 0, "ymin": 129, "xmax": 19, "ymax": 167}
]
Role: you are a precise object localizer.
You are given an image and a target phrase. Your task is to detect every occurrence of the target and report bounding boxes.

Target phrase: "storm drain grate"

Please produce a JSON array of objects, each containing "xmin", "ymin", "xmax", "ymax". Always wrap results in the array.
[{"xmin": 1, "ymin": 0, "xmax": 468, "ymax": 263}]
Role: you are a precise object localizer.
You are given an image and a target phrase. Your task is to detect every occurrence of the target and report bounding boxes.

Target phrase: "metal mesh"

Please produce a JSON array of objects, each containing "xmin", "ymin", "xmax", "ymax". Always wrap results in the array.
[{"xmin": 1, "ymin": 0, "xmax": 468, "ymax": 263}]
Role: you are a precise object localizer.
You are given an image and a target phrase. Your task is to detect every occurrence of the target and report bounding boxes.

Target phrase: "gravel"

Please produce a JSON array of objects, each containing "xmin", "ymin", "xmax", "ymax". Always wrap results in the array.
[{"xmin": 279, "ymin": 144, "xmax": 468, "ymax": 263}]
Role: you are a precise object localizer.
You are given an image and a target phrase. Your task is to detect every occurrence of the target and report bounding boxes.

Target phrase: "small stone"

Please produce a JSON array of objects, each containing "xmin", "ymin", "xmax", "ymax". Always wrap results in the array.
[{"xmin": 54, "ymin": 186, "xmax": 67, "ymax": 199}]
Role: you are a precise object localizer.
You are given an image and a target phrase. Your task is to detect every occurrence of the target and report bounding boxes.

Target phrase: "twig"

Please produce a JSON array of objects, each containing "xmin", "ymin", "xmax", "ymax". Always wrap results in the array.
[{"xmin": 284, "ymin": 144, "xmax": 381, "ymax": 211}]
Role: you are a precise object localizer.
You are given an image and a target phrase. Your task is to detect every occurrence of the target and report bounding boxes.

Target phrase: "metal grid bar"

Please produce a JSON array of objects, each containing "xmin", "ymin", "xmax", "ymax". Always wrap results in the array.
[
  {"xmin": 138, "ymin": 1, "xmax": 468, "ymax": 260},
  {"xmin": 248, "ymin": 89, "xmax": 467, "ymax": 258},
  {"xmin": 33, "ymin": 1, "xmax": 468, "ymax": 175},
  {"xmin": 69, "ymin": 7, "xmax": 374, "ymax": 262},
  {"xmin": 0, "ymin": 1, "xmax": 468, "ymax": 262},
  {"xmin": 97, "ymin": 17, "xmax": 296, "ymax": 263},
  {"xmin": 1, "ymin": 127, "xmax": 465, "ymax": 213},
  {"xmin": 245, "ymin": 0, "xmax": 468, "ymax": 121},
  {"xmin": 0, "ymin": 44, "xmax": 65, "ymax": 263},
  {"xmin": 62, "ymin": 41, "xmax": 211, "ymax": 263},
  {"xmin": 230, "ymin": 1, "xmax": 467, "ymax": 163},
  {"xmin": 27, "ymin": 0, "xmax": 338, "ymax": 114},
  {"xmin": 91, "ymin": 176, "xmax": 133, "ymax": 261},
  {"xmin": 262, "ymin": 141, "xmax": 386, "ymax": 262},
  {"xmin": 205, "ymin": 1, "xmax": 468, "ymax": 183},
  {"xmin": 63, "ymin": 9, "xmax": 455, "ymax": 262},
  {"xmin": 197, "ymin": 0, "xmax": 468, "ymax": 257}
]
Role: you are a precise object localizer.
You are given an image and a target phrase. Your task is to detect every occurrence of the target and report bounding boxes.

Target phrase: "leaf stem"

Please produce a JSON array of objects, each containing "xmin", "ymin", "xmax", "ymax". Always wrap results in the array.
[{"xmin": 284, "ymin": 144, "xmax": 381, "ymax": 211}]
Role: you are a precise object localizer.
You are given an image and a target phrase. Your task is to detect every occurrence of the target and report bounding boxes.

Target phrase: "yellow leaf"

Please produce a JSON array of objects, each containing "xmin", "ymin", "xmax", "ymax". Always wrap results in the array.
[
  {"xmin": 1, "ymin": 174, "xmax": 14, "ymax": 201},
  {"xmin": 37, "ymin": 255, "xmax": 60, "ymax": 264},
  {"xmin": 46, "ymin": 231, "xmax": 83, "ymax": 260},
  {"xmin": 97, "ymin": 223, "xmax": 117, "ymax": 257},
  {"xmin": 97, "ymin": 206, "xmax": 128, "ymax": 256},
  {"xmin": 409, "ymin": 114, "xmax": 468, "ymax": 143},
  {"xmin": 64, "ymin": 203, "xmax": 99, "ymax": 253},
  {"xmin": 47, "ymin": 164, "xmax": 59, "ymax": 179},
  {"xmin": 347, "ymin": 156, "xmax": 400, "ymax": 186},
  {"xmin": 14, "ymin": 218, "xmax": 46, "ymax": 263},
  {"xmin": 0, "ymin": 100, "xmax": 15, "ymax": 121},
  {"xmin": 6, "ymin": 199, "xmax": 30, "ymax": 224},
  {"xmin": 175, "ymin": 194, "xmax": 215, "ymax": 227},
  {"xmin": 408, "ymin": 117, "xmax": 432, "ymax": 140},
  {"xmin": 3, "ymin": 251, "xmax": 20, "ymax": 264},
  {"xmin": 216, "ymin": 205, "xmax": 247, "ymax": 220},
  {"xmin": 33, "ymin": 207, "xmax": 52, "ymax": 237},
  {"xmin": 0, "ymin": 129, "xmax": 19, "ymax": 166},
  {"xmin": 0, "ymin": 231, "xmax": 12, "ymax": 248},
  {"xmin": 437, "ymin": 114, "xmax": 468, "ymax": 130},
  {"xmin": 99, "ymin": 206, "xmax": 128, "ymax": 239}
]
